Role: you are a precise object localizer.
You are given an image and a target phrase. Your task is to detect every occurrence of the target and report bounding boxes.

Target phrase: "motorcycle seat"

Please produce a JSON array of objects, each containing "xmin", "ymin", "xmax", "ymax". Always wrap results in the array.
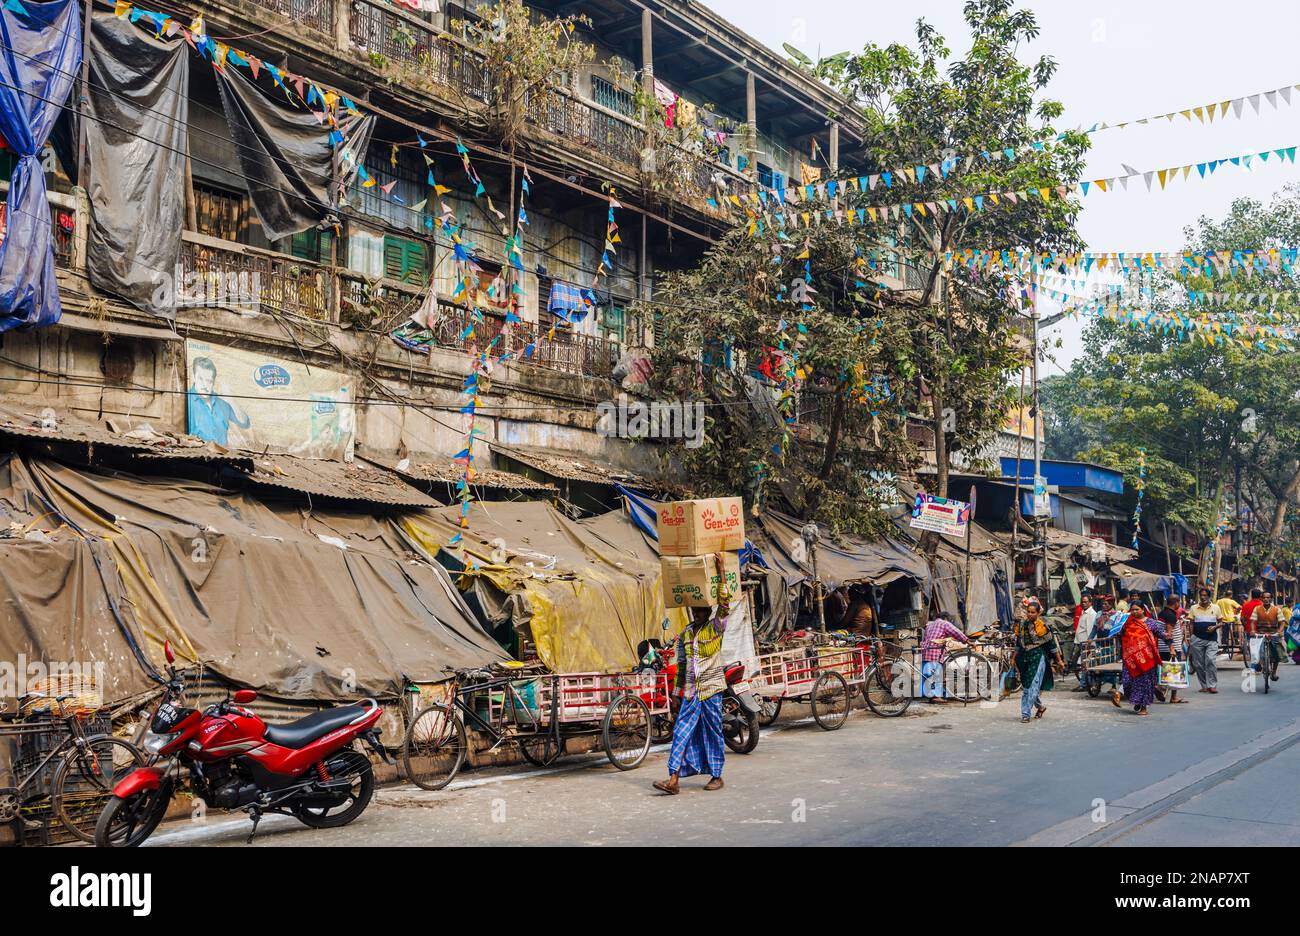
[{"xmin": 263, "ymin": 704, "xmax": 369, "ymax": 749}]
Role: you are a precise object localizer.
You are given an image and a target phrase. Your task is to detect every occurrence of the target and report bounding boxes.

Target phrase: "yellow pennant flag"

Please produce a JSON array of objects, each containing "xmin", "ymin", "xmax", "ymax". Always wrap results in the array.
[{"xmin": 114, "ymin": 0, "xmax": 132, "ymax": 16}]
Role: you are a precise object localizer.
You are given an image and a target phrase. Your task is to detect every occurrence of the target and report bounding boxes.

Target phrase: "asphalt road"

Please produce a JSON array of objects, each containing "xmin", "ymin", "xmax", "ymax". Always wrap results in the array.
[{"xmin": 144, "ymin": 660, "xmax": 1300, "ymax": 847}]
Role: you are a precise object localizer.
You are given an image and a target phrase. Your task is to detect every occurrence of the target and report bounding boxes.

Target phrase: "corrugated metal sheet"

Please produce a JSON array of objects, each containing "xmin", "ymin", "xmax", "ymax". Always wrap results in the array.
[
  {"xmin": 361, "ymin": 453, "xmax": 557, "ymax": 494},
  {"xmin": 242, "ymin": 453, "xmax": 440, "ymax": 508},
  {"xmin": 0, "ymin": 403, "xmax": 243, "ymax": 463}
]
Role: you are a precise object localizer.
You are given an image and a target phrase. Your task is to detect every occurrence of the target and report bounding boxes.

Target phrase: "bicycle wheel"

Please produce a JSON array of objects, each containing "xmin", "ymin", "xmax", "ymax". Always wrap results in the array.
[
  {"xmin": 810, "ymin": 672, "xmax": 850, "ymax": 730},
  {"xmin": 52, "ymin": 735, "xmax": 146, "ymax": 843},
  {"xmin": 757, "ymin": 696, "xmax": 782, "ymax": 727},
  {"xmin": 945, "ymin": 650, "xmax": 995, "ymax": 703},
  {"xmin": 518, "ymin": 732, "xmax": 563, "ymax": 767},
  {"xmin": 863, "ymin": 662, "xmax": 914, "ymax": 717},
  {"xmin": 602, "ymin": 695, "xmax": 651, "ymax": 770},
  {"xmin": 402, "ymin": 704, "xmax": 467, "ymax": 791}
]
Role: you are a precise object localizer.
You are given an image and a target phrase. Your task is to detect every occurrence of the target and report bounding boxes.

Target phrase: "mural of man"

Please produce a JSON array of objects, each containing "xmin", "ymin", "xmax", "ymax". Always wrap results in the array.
[{"xmin": 187, "ymin": 356, "xmax": 251, "ymax": 446}]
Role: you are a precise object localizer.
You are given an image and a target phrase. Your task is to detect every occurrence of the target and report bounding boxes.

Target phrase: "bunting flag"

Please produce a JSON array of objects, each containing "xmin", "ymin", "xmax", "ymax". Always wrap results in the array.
[
  {"xmin": 1132, "ymin": 449, "xmax": 1146, "ymax": 548},
  {"xmin": 949, "ymin": 244, "xmax": 1300, "ymax": 281},
  {"xmin": 719, "ymin": 79, "xmax": 1300, "ymax": 211},
  {"xmin": 732, "ymin": 141, "xmax": 1300, "ymax": 239}
]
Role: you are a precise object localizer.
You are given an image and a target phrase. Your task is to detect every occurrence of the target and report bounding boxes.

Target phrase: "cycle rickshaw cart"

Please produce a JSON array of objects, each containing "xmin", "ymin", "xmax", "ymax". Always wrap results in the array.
[
  {"xmin": 400, "ymin": 662, "xmax": 671, "ymax": 791},
  {"xmin": 751, "ymin": 635, "xmax": 924, "ymax": 729}
]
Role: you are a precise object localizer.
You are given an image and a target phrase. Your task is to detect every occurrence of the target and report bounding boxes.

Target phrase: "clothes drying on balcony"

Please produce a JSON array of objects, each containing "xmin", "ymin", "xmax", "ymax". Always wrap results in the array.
[{"xmin": 547, "ymin": 280, "xmax": 595, "ymax": 323}]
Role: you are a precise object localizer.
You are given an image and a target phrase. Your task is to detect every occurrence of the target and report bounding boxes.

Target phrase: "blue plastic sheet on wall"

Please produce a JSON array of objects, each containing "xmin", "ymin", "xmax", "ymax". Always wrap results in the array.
[{"xmin": 0, "ymin": 0, "xmax": 81, "ymax": 330}]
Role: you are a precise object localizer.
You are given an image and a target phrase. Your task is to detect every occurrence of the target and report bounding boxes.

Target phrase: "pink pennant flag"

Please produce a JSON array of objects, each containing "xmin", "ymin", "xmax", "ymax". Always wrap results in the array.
[{"xmin": 380, "ymin": 181, "xmax": 397, "ymax": 195}]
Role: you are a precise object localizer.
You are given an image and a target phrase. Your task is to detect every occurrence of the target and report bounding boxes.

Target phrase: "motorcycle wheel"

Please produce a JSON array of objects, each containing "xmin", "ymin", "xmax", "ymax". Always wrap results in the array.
[
  {"xmin": 650, "ymin": 712, "xmax": 674, "ymax": 745},
  {"xmin": 724, "ymin": 701, "xmax": 761, "ymax": 754},
  {"xmin": 94, "ymin": 784, "xmax": 171, "ymax": 847},
  {"xmin": 294, "ymin": 761, "xmax": 374, "ymax": 829}
]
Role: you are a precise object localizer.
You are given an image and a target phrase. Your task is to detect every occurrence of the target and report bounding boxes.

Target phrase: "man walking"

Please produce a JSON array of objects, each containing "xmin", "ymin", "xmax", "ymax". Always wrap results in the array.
[
  {"xmin": 1187, "ymin": 588, "xmax": 1222, "ymax": 694},
  {"xmin": 655, "ymin": 556, "xmax": 730, "ymax": 795},
  {"xmin": 919, "ymin": 616, "xmax": 971, "ymax": 703}
]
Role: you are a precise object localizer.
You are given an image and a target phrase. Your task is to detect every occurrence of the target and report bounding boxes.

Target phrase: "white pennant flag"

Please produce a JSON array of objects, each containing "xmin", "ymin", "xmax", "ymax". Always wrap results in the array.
[
  {"xmin": 1266, "ymin": 90, "xmax": 1279, "ymax": 109},
  {"xmin": 1281, "ymin": 86, "xmax": 1293, "ymax": 106},
  {"xmin": 1232, "ymin": 98, "xmax": 1244, "ymax": 119},
  {"xmin": 1249, "ymin": 94, "xmax": 1262, "ymax": 114}
]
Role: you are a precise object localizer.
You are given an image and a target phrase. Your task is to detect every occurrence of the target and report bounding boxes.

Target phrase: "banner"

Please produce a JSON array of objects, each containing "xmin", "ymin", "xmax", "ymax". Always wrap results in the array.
[
  {"xmin": 185, "ymin": 340, "xmax": 354, "ymax": 459},
  {"xmin": 909, "ymin": 492, "xmax": 970, "ymax": 536}
]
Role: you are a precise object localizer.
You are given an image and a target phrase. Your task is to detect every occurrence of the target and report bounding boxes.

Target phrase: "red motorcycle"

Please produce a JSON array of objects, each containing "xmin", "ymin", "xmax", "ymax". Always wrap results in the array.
[
  {"xmin": 95, "ymin": 642, "xmax": 388, "ymax": 847},
  {"xmin": 634, "ymin": 640, "xmax": 761, "ymax": 754}
]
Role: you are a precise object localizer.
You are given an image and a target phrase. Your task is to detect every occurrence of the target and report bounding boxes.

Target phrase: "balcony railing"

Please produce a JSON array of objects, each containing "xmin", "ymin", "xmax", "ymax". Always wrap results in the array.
[
  {"xmin": 526, "ymin": 86, "xmax": 642, "ymax": 169},
  {"xmin": 181, "ymin": 234, "xmax": 333, "ymax": 321},
  {"xmin": 0, "ymin": 197, "xmax": 75, "ymax": 269},
  {"xmin": 262, "ymin": 0, "xmax": 335, "ymax": 36}
]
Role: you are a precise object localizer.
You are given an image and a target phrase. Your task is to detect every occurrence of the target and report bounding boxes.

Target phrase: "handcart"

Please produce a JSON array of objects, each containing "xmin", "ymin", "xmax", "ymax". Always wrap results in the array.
[
  {"xmin": 751, "ymin": 643, "xmax": 865, "ymax": 730},
  {"xmin": 1078, "ymin": 635, "xmax": 1123, "ymax": 697},
  {"xmin": 400, "ymin": 663, "xmax": 671, "ymax": 791}
]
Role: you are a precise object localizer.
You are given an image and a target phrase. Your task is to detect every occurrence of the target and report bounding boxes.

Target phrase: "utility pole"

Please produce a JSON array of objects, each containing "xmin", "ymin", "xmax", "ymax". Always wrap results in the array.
[{"xmin": 1031, "ymin": 258, "xmax": 1047, "ymax": 595}]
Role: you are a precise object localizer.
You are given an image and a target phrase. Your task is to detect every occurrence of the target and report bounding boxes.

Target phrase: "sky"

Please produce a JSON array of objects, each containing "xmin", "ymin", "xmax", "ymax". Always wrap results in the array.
[{"xmin": 705, "ymin": 0, "xmax": 1300, "ymax": 371}]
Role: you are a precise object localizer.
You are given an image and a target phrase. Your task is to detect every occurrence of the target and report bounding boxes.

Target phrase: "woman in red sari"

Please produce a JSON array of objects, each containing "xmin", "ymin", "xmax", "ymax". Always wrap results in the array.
[{"xmin": 1113, "ymin": 605, "xmax": 1164, "ymax": 715}]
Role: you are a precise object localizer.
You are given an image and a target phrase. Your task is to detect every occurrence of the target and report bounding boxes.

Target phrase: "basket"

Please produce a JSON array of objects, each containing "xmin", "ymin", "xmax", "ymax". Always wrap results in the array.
[{"xmin": 19, "ymin": 673, "xmax": 103, "ymax": 718}]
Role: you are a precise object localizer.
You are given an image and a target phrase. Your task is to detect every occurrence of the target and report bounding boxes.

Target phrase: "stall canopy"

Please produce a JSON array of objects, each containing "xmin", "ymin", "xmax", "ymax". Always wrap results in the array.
[
  {"xmin": 0, "ymin": 453, "xmax": 506, "ymax": 704},
  {"xmin": 751, "ymin": 510, "xmax": 931, "ymax": 591},
  {"xmin": 397, "ymin": 501, "xmax": 687, "ymax": 674}
]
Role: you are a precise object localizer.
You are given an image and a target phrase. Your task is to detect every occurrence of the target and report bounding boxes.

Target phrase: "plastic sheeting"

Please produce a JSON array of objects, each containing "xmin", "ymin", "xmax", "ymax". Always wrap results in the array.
[
  {"xmin": 84, "ymin": 11, "xmax": 188, "ymax": 317},
  {"xmin": 399, "ymin": 501, "xmax": 689, "ymax": 675},
  {"xmin": 751, "ymin": 511, "xmax": 931, "ymax": 591},
  {"xmin": 0, "ymin": 454, "xmax": 506, "ymax": 703},
  {"xmin": 0, "ymin": 0, "xmax": 81, "ymax": 330},
  {"xmin": 215, "ymin": 65, "xmax": 373, "ymax": 240}
]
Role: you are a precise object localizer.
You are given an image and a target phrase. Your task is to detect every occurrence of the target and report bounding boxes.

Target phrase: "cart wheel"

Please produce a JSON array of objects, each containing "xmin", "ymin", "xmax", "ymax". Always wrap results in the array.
[
  {"xmin": 810, "ymin": 672, "xmax": 851, "ymax": 730},
  {"xmin": 863, "ymin": 662, "xmax": 914, "ymax": 718},
  {"xmin": 518, "ymin": 734, "xmax": 564, "ymax": 767},
  {"xmin": 757, "ymin": 696, "xmax": 782, "ymax": 727},
  {"xmin": 602, "ymin": 695, "xmax": 651, "ymax": 770},
  {"xmin": 944, "ymin": 650, "xmax": 995, "ymax": 703},
  {"xmin": 402, "ymin": 704, "xmax": 467, "ymax": 791},
  {"xmin": 650, "ymin": 712, "xmax": 674, "ymax": 745},
  {"xmin": 1086, "ymin": 676, "xmax": 1101, "ymax": 698}
]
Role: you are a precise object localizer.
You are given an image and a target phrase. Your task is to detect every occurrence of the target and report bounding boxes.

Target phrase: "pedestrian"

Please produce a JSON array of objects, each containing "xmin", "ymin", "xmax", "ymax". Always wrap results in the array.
[
  {"xmin": 1239, "ymin": 588, "xmax": 1263, "ymax": 663},
  {"xmin": 1013, "ymin": 598, "xmax": 1061, "ymax": 723},
  {"xmin": 1215, "ymin": 591, "xmax": 1240, "ymax": 655},
  {"xmin": 1186, "ymin": 588, "xmax": 1222, "ymax": 694},
  {"xmin": 1071, "ymin": 593, "xmax": 1105, "ymax": 690},
  {"xmin": 920, "ymin": 616, "xmax": 971, "ymax": 703},
  {"xmin": 1114, "ymin": 604, "xmax": 1164, "ymax": 716},
  {"xmin": 654, "ymin": 557, "xmax": 730, "ymax": 795},
  {"xmin": 1156, "ymin": 594, "xmax": 1187, "ymax": 704}
]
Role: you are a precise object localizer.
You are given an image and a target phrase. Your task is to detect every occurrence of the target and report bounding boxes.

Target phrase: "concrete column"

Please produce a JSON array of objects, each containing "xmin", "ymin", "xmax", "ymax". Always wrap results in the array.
[
  {"xmin": 829, "ymin": 122, "xmax": 840, "ymax": 174},
  {"xmin": 745, "ymin": 71, "xmax": 757, "ymax": 176},
  {"xmin": 335, "ymin": 0, "xmax": 351, "ymax": 54},
  {"xmin": 640, "ymin": 8, "xmax": 654, "ymax": 98}
]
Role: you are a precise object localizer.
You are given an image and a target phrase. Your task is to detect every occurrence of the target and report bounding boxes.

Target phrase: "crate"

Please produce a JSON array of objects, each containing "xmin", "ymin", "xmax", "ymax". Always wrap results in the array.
[
  {"xmin": 1080, "ymin": 636, "xmax": 1120, "ymax": 668},
  {"xmin": 8, "ymin": 714, "xmax": 110, "ymax": 802}
]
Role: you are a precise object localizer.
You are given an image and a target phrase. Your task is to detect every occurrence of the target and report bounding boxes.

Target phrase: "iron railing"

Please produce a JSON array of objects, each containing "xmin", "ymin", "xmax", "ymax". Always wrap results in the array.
[
  {"xmin": 180, "ymin": 236, "xmax": 333, "ymax": 321},
  {"xmin": 261, "ymin": 0, "xmax": 335, "ymax": 36}
]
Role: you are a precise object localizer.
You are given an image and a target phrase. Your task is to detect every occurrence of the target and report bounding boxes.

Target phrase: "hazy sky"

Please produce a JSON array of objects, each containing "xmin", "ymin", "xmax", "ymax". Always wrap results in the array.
[{"xmin": 706, "ymin": 0, "xmax": 1300, "ymax": 370}]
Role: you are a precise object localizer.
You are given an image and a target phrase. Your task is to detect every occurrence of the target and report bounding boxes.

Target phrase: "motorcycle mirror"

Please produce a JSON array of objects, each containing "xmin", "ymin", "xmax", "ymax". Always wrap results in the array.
[
  {"xmin": 232, "ymin": 689, "xmax": 257, "ymax": 704},
  {"xmin": 163, "ymin": 640, "xmax": 175, "ymax": 664}
]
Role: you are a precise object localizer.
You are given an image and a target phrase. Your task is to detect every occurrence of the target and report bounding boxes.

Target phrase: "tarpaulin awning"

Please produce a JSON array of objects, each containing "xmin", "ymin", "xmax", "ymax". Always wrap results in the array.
[
  {"xmin": 398, "ymin": 500, "xmax": 688, "ymax": 674},
  {"xmin": 84, "ymin": 10, "xmax": 188, "ymax": 318},
  {"xmin": 751, "ymin": 511, "xmax": 931, "ymax": 591},
  {"xmin": 0, "ymin": 0, "xmax": 81, "ymax": 330},
  {"xmin": 0, "ymin": 453, "xmax": 506, "ymax": 703}
]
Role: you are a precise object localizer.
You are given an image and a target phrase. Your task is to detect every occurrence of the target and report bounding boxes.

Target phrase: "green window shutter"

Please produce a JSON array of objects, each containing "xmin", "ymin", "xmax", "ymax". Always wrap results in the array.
[
  {"xmin": 602, "ymin": 305, "xmax": 625, "ymax": 344},
  {"xmin": 383, "ymin": 236, "xmax": 429, "ymax": 284},
  {"xmin": 289, "ymin": 229, "xmax": 335, "ymax": 263}
]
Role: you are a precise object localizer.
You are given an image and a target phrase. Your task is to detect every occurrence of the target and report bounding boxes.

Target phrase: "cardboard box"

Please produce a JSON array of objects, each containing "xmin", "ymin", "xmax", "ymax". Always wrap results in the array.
[
  {"xmin": 661, "ymin": 552, "xmax": 741, "ymax": 608},
  {"xmin": 656, "ymin": 496, "xmax": 746, "ymax": 556}
]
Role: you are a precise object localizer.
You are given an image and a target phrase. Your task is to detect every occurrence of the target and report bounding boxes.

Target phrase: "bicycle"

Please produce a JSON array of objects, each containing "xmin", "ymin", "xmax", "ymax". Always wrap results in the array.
[
  {"xmin": 401, "ymin": 661, "xmax": 658, "ymax": 791},
  {"xmin": 857, "ymin": 636, "xmax": 919, "ymax": 718},
  {"xmin": 1257, "ymin": 633, "xmax": 1284, "ymax": 693},
  {"xmin": 1, "ymin": 695, "xmax": 146, "ymax": 844}
]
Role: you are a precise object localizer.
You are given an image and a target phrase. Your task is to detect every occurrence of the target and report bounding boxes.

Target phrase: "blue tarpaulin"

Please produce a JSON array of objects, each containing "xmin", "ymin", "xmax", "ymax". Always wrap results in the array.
[
  {"xmin": 0, "ymin": 0, "xmax": 81, "ymax": 330},
  {"xmin": 614, "ymin": 483, "xmax": 768, "ymax": 569}
]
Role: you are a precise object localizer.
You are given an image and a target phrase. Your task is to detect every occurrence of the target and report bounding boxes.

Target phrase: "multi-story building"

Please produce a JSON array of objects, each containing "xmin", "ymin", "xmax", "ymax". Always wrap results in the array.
[{"xmin": 2, "ymin": 0, "xmax": 871, "ymax": 480}]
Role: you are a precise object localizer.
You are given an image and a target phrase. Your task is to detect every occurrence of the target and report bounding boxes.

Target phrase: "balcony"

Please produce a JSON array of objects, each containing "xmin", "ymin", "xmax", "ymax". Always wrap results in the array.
[
  {"xmin": 0, "ymin": 188, "xmax": 77, "ymax": 270},
  {"xmin": 263, "ymin": 0, "xmax": 335, "ymax": 36},
  {"xmin": 181, "ymin": 232, "xmax": 333, "ymax": 321}
]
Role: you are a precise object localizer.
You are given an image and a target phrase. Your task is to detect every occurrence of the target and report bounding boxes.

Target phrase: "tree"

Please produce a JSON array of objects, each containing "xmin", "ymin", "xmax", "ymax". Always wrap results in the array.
[
  {"xmin": 1039, "ymin": 185, "xmax": 1300, "ymax": 576},
  {"xmin": 638, "ymin": 0, "xmax": 1087, "ymax": 535}
]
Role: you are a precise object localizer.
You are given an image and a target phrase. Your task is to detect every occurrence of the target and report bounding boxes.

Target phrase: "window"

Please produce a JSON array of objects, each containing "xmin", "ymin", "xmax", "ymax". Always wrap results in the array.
[
  {"xmin": 600, "ymin": 304, "xmax": 625, "ymax": 344},
  {"xmin": 591, "ymin": 76, "xmax": 634, "ymax": 117},
  {"xmin": 194, "ymin": 184, "xmax": 248, "ymax": 242},
  {"xmin": 383, "ymin": 235, "xmax": 430, "ymax": 284},
  {"xmin": 757, "ymin": 162, "xmax": 785, "ymax": 192},
  {"xmin": 288, "ymin": 228, "xmax": 335, "ymax": 264}
]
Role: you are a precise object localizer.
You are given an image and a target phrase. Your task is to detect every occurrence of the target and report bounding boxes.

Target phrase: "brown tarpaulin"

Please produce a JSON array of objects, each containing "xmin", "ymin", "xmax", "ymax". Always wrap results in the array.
[{"xmin": 0, "ymin": 455, "xmax": 505, "ymax": 703}]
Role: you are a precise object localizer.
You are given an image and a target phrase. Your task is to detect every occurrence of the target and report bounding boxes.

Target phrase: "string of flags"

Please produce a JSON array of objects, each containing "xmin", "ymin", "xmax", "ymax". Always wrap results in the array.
[
  {"xmin": 713, "ymin": 79, "xmax": 1300, "ymax": 212},
  {"xmin": 948, "ymin": 245, "xmax": 1300, "ymax": 280},
  {"xmin": 1132, "ymin": 448, "xmax": 1146, "ymax": 549},
  {"xmin": 726, "ymin": 141, "xmax": 1300, "ymax": 236},
  {"xmin": 1061, "ymin": 299, "xmax": 1297, "ymax": 352}
]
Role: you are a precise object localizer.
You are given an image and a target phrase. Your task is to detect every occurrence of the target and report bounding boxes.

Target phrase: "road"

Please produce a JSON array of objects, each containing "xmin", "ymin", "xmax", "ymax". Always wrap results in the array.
[{"xmin": 145, "ymin": 660, "xmax": 1300, "ymax": 847}]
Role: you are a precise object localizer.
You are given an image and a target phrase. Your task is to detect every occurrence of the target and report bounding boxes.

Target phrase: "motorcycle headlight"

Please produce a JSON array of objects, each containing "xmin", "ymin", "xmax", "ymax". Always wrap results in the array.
[{"xmin": 143, "ymin": 731, "xmax": 179, "ymax": 755}]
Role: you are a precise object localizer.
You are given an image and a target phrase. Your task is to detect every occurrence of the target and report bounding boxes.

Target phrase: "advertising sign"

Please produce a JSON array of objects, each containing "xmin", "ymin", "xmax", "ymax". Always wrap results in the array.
[{"xmin": 909, "ymin": 492, "xmax": 971, "ymax": 536}]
